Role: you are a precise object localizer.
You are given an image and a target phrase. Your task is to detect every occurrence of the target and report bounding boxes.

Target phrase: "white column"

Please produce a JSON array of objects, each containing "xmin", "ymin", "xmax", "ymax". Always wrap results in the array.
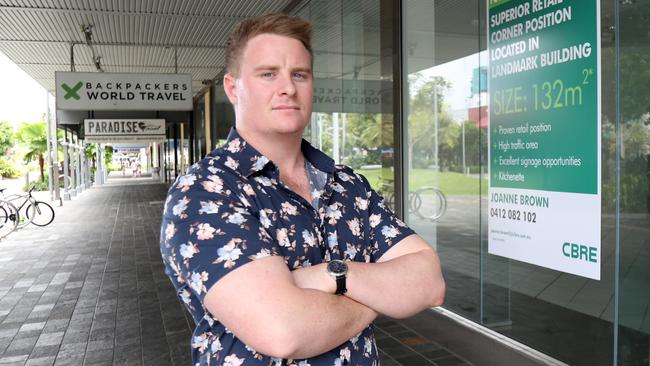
[
  {"xmin": 85, "ymin": 149, "xmax": 92, "ymax": 188},
  {"xmin": 77, "ymin": 140, "xmax": 86, "ymax": 193},
  {"xmin": 94, "ymin": 143, "xmax": 102, "ymax": 185},
  {"xmin": 75, "ymin": 141, "xmax": 82, "ymax": 194},
  {"xmin": 61, "ymin": 141, "xmax": 70, "ymax": 200},
  {"xmin": 69, "ymin": 139, "xmax": 77, "ymax": 197},
  {"xmin": 101, "ymin": 145, "xmax": 106, "ymax": 184},
  {"xmin": 45, "ymin": 91, "xmax": 54, "ymax": 200},
  {"xmin": 50, "ymin": 107, "xmax": 60, "ymax": 202}
]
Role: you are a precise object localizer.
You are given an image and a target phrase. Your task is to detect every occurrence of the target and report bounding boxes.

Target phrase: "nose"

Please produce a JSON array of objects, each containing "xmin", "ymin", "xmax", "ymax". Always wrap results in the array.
[{"xmin": 277, "ymin": 72, "xmax": 296, "ymax": 96}]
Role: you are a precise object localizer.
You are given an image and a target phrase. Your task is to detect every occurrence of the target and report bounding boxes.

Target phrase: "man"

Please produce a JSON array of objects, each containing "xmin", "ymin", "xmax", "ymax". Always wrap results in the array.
[{"xmin": 160, "ymin": 13, "xmax": 445, "ymax": 366}]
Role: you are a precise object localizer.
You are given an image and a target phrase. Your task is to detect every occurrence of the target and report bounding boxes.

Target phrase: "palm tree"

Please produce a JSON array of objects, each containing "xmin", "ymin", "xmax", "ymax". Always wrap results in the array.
[{"xmin": 16, "ymin": 122, "xmax": 48, "ymax": 182}]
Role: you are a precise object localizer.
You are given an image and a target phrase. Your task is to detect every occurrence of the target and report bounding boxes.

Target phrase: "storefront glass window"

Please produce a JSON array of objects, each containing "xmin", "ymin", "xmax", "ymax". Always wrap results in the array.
[
  {"xmin": 298, "ymin": 0, "xmax": 397, "ymax": 195},
  {"xmin": 617, "ymin": 1, "xmax": 650, "ymax": 364}
]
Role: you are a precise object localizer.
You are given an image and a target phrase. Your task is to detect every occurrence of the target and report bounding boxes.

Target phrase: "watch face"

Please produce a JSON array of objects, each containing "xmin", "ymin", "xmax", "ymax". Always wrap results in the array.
[{"xmin": 327, "ymin": 260, "xmax": 348, "ymax": 276}]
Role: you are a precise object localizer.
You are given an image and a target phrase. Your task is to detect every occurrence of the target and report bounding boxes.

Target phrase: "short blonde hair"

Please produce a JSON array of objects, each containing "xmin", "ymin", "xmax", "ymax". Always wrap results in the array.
[{"xmin": 225, "ymin": 13, "xmax": 313, "ymax": 76}]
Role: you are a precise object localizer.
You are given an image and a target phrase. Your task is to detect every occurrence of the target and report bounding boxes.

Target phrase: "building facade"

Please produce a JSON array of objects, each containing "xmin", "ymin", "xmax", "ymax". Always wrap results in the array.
[{"xmin": 161, "ymin": 1, "xmax": 649, "ymax": 365}]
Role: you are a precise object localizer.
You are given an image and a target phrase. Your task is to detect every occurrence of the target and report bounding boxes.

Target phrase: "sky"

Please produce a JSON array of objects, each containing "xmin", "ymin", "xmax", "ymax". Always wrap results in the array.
[{"xmin": 0, "ymin": 51, "xmax": 53, "ymax": 127}]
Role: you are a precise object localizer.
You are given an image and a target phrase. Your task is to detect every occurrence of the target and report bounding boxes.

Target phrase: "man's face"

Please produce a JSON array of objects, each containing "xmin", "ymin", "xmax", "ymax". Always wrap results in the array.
[{"xmin": 224, "ymin": 33, "xmax": 313, "ymax": 137}]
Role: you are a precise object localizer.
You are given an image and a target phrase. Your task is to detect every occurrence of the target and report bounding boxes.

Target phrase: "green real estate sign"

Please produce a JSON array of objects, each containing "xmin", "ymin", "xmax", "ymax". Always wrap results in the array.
[{"xmin": 488, "ymin": 0, "xmax": 601, "ymax": 280}]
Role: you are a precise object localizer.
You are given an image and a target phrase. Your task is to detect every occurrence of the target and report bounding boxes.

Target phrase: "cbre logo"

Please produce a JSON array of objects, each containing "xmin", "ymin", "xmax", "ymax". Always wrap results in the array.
[
  {"xmin": 61, "ymin": 81, "xmax": 83, "ymax": 100},
  {"xmin": 562, "ymin": 242, "xmax": 598, "ymax": 263}
]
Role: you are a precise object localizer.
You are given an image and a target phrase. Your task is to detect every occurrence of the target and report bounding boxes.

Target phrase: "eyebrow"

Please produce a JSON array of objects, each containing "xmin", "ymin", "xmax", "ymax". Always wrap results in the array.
[{"xmin": 253, "ymin": 65, "xmax": 312, "ymax": 74}]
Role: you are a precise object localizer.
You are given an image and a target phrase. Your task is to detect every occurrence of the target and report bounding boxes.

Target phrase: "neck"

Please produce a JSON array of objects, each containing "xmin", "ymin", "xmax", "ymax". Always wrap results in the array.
[{"xmin": 236, "ymin": 127, "xmax": 305, "ymax": 175}]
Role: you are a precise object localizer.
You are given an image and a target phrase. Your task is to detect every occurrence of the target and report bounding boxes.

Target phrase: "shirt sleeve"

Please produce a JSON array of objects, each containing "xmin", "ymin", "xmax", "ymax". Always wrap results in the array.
[
  {"xmin": 355, "ymin": 172, "xmax": 416, "ymax": 262},
  {"xmin": 160, "ymin": 172, "xmax": 281, "ymax": 315}
]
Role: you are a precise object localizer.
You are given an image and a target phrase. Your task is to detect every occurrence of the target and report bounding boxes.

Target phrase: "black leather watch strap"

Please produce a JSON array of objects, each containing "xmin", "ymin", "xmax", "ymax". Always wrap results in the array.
[{"xmin": 335, "ymin": 275, "xmax": 347, "ymax": 295}]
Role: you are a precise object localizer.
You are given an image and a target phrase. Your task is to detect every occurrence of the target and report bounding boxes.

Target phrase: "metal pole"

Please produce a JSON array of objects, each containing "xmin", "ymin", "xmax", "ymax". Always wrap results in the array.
[
  {"xmin": 341, "ymin": 113, "xmax": 346, "ymax": 162},
  {"xmin": 462, "ymin": 121, "xmax": 466, "ymax": 175},
  {"xmin": 433, "ymin": 84, "xmax": 439, "ymax": 171},
  {"xmin": 332, "ymin": 112, "xmax": 340, "ymax": 164}
]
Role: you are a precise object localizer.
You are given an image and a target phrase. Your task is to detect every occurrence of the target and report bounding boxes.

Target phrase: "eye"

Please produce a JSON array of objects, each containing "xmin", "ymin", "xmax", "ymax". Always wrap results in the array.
[
  {"xmin": 261, "ymin": 72, "xmax": 275, "ymax": 78},
  {"xmin": 293, "ymin": 72, "xmax": 309, "ymax": 80}
]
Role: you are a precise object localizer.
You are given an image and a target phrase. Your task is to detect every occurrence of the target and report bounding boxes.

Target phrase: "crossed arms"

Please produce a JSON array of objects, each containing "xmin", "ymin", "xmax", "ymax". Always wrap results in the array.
[{"xmin": 204, "ymin": 233, "xmax": 445, "ymax": 360}]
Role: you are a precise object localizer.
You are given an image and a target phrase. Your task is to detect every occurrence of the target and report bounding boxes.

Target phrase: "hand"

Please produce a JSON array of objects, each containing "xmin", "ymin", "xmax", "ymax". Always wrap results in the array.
[{"xmin": 291, "ymin": 263, "xmax": 336, "ymax": 294}]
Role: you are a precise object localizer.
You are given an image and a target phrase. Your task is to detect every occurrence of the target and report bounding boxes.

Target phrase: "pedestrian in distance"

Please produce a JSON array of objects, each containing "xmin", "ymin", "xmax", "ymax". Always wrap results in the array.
[{"xmin": 159, "ymin": 13, "xmax": 445, "ymax": 366}]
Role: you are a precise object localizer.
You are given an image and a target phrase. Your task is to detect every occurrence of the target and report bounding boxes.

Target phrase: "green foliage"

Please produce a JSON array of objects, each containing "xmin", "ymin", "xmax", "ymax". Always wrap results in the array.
[
  {"xmin": 105, "ymin": 146, "xmax": 113, "ymax": 167},
  {"xmin": 622, "ymin": 119, "xmax": 650, "ymax": 159},
  {"xmin": 22, "ymin": 173, "xmax": 49, "ymax": 192},
  {"xmin": 359, "ymin": 168, "xmax": 487, "ymax": 196},
  {"xmin": 0, "ymin": 157, "xmax": 20, "ymax": 178},
  {"xmin": 406, "ymin": 73, "xmax": 464, "ymax": 171},
  {"xmin": 304, "ymin": 113, "xmax": 391, "ymax": 168},
  {"xmin": 16, "ymin": 122, "xmax": 48, "ymax": 182},
  {"xmin": 84, "ymin": 144, "xmax": 96, "ymax": 159},
  {"xmin": 460, "ymin": 121, "xmax": 488, "ymax": 169},
  {"xmin": 0, "ymin": 121, "xmax": 14, "ymax": 156}
]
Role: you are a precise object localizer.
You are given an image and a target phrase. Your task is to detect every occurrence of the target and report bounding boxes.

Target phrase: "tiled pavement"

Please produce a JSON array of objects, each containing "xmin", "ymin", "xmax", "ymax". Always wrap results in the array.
[{"xmin": 0, "ymin": 179, "xmax": 471, "ymax": 366}]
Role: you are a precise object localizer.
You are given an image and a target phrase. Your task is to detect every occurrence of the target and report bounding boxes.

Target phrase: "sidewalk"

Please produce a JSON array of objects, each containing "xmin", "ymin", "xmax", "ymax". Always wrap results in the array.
[{"xmin": 0, "ymin": 178, "xmax": 471, "ymax": 366}]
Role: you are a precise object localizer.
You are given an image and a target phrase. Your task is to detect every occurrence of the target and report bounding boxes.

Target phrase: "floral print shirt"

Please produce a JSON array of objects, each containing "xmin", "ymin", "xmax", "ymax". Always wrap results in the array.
[{"xmin": 160, "ymin": 128, "xmax": 415, "ymax": 366}]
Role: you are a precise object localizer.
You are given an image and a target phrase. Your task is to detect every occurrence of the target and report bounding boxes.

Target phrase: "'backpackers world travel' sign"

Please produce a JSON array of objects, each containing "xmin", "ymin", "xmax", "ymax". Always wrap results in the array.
[
  {"xmin": 56, "ymin": 72, "xmax": 192, "ymax": 111},
  {"xmin": 84, "ymin": 119, "xmax": 166, "ymax": 143}
]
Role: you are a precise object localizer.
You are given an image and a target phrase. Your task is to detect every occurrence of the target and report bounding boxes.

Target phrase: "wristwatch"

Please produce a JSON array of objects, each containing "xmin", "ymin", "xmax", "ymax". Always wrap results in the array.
[{"xmin": 327, "ymin": 260, "xmax": 348, "ymax": 295}]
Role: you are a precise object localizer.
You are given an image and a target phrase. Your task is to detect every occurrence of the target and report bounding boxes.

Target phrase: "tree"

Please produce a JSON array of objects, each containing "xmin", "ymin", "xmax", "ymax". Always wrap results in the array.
[
  {"xmin": 406, "ymin": 73, "xmax": 457, "ymax": 170},
  {"xmin": 623, "ymin": 118, "xmax": 650, "ymax": 159},
  {"xmin": 460, "ymin": 120, "xmax": 488, "ymax": 169},
  {"xmin": 0, "ymin": 121, "xmax": 14, "ymax": 156},
  {"xmin": 16, "ymin": 122, "xmax": 47, "ymax": 182}
]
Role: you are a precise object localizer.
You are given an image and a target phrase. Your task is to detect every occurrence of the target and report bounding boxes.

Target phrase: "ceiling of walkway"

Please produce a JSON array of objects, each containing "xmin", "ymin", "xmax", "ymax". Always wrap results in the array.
[
  {"xmin": 0, "ymin": 0, "xmax": 489, "ymax": 101},
  {"xmin": 0, "ymin": 0, "xmax": 302, "ymax": 96}
]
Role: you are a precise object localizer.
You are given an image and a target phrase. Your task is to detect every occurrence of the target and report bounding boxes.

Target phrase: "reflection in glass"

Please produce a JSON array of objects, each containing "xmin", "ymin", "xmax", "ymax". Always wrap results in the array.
[
  {"xmin": 404, "ymin": 0, "xmax": 485, "ymax": 323},
  {"xmin": 301, "ymin": 0, "xmax": 397, "ymax": 196},
  {"xmin": 617, "ymin": 1, "xmax": 650, "ymax": 364}
]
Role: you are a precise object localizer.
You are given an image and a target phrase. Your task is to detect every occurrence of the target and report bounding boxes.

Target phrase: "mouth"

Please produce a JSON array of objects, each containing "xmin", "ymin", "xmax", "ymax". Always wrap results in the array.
[{"xmin": 272, "ymin": 105, "xmax": 300, "ymax": 110}]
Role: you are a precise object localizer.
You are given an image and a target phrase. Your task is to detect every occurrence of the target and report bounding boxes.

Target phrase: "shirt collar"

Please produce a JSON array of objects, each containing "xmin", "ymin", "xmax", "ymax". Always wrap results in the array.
[{"xmin": 221, "ymin": 127, "xmax": 334, "ymax": 177}]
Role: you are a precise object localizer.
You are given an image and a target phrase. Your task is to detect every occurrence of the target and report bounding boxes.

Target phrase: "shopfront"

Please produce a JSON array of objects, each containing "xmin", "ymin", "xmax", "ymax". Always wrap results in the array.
[
  {"xmin": 184, "ymin": 1, "xmax": 649, "ymax": 364},
  {"xmin": 296, "ymin": 1, "xmax": 648, "ymax": 365}
]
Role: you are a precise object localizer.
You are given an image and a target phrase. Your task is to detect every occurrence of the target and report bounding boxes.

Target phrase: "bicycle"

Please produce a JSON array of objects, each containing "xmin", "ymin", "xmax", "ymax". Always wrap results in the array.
[
  {"xmin": 0, "ymin": 197, "xmax": 19, "ymax": 239},
  {"xmin": 0, "ymin": 185, "xmax": 55, "ymax": 227},
  {"xmin": 381, "ymin": 184, "xmax": 447, "ymax": 221}
]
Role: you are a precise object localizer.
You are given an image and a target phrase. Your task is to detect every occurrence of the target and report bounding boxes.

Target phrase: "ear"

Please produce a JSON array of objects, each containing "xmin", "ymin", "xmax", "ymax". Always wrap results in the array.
[{"xmin": 223, "ymin": 73, "xmax": 238, "ymax": 105}]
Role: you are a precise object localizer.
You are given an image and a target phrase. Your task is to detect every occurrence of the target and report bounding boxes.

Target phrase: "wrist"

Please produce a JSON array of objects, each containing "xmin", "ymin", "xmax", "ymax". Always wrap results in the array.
[{"xmin": 326, "ymin": 260, "xmax": 348, "ymax": 295}]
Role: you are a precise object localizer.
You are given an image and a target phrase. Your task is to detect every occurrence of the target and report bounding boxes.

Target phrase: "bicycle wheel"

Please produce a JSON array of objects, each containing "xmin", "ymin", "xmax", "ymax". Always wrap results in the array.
[
  {"xmin": 0, "ymin": 200, "xmax": 19, "ymax": 239},
  {"xmin": 16, "ymin": 201, "xmax": 35, "ymax": 229},
  {"xmin": 26, "ymin": 201, "xmax": 55, "ymax": 227},
  {"xmin": 0, "ymin": 205, "xmax": 8, "ymax": 231},
  {"xmin": 412, "ymin": 187, "xmax": 447, "ymax": 221}
]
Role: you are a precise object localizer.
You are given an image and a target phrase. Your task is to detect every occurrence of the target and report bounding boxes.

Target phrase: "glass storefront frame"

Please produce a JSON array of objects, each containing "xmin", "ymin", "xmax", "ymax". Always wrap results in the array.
[
  {"xmin": 298, "ymin": 1, "xmax": 648, "ymax": 364},
  {"xmin": 170, "ymin": 2, "xmax": 649, "ymax": 364}
]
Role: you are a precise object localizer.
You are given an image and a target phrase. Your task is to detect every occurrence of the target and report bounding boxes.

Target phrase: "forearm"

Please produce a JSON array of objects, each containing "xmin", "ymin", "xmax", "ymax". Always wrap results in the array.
[
  {"xmin": 282, "ymin": 287, "xmax": 377, "ymax": 359},
  {"xmin": 346, "ymin": 249, "xmax": 445, "ymax": 318},
  {"xmin": 205, "ymin": 257, "xmax": 377, "ymax": 360}
]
